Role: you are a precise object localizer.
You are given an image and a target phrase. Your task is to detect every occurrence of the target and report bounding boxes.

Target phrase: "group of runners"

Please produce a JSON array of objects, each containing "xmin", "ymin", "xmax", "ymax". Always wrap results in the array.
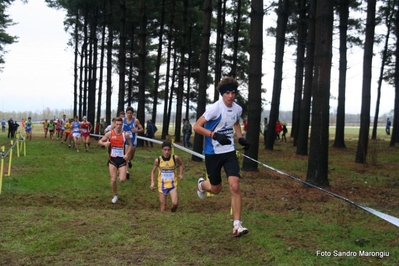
[
  {"xmin": 98, "ymin": 77, "xmax": 250, "ymax": 237},
  {"xmin": 98, "ymin": 108, "xmax": 189, "ymax": 216},
  {"xmin": 22, "ymin": 76, "xmax": 249, "ymax": 237},
  {"xmin": 42, "ymin": 115, "xmax": 93, "ymax": 153},
  {"xmin": 99, "ymin": 107, "xmax": 144, "ymax": 204}
]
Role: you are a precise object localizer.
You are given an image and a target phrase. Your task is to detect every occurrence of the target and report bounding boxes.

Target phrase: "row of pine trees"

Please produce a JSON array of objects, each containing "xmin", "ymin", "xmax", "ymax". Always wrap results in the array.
[{"xmin": 1, "ymin": 0, "xmax": 398, "ymax": 186}]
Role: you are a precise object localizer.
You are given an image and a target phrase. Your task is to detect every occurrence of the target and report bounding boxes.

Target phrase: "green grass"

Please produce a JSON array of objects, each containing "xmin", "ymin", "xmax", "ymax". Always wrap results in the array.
[{"xmin": 0, "ymin": 128, "xmax": 398, "ymax": 265}]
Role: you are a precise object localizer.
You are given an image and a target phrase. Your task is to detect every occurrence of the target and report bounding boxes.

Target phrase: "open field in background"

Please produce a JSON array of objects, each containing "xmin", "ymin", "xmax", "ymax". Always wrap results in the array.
[
  {"xmin": 0, "ymin": 127, "xmax": 398, "ymax": 265},
  {"xmin": 12, "ymin": 122, "xmax": 393, "ymax": 140}
]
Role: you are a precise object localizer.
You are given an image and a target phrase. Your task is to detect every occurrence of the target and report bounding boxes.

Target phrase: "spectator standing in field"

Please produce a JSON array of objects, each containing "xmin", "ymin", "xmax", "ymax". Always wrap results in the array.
[
  {"xmin": 262, "ymin": 117, "xmax": 268, "ymax": 148},
  {"xmin": 182, "ymin": 119, "xmax": 188, "ymax": 146},
  {"xmin": 98, "ymin": 117, "xmax": 132, "ymax": 204},
  {"xmin": 1, "ymin": 119, "xmax": 6, "ymax": 132},
  {"xmin": 99, "ymin": 117, "xmax": 107, "ymax": 135},
  {"xmin": 43, "ymin": 119, "xmax": 49, "ymax": 138},
  {"xmin": 21, "ymin": 118, "xmax": 25, "ymax": 129},
  {"xmin": 281, "ymin": 122, "xmax": 288, "ymax": 143},
  {"xmin": 145, "ymin": 119, "xmax": 156, "ymax": 147},
  {"xmin": 275, "ymin": 120, "xmax": 283, "ymax": 142},
  {"xmin": 193, "ymin": 76, "xmax": 250, "ymax": 237},
  {"xmin": 25, "ymin": 117, "xmax": 33, "ymax": 140},
  {"xmin": 182, "ymin": 118, "xmax": 193, "ymax": 148},
  {"xmin": 7, "ymin": 118, "xmax": 13, "ymax": 138},
  {"xmin": 150, "ymin": 141, "xmax": 184, "ymax": 212},
  {"xmin": 386, "ymin": 118, "xmax": 391, "ymax": 135},
  {"xmin": 11, "ymin": 120, "xmax": 19, "ymax": 138}
]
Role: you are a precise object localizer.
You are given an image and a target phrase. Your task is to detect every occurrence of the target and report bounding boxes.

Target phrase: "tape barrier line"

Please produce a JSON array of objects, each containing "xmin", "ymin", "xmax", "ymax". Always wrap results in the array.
[
  {"xmin": 91, "ymin": 133, "xmax": 204, "ymax": 159},
  {"xmin": 92, "ymin": 132, "xmax": 399, "ymax": 227},
  {"xmin": 241, "ymin": 153, "xmax": 399, "ymax": 228}
]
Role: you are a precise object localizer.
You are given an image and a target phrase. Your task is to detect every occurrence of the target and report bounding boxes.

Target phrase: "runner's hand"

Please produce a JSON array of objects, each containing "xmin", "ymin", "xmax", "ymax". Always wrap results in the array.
[
  {"xmin": 213, "ymin": 133, "xmax": 231, "ymax": 145},
  {"xmin": 238, "ymin": 137, "xmax": 250, "ymax": 150}
]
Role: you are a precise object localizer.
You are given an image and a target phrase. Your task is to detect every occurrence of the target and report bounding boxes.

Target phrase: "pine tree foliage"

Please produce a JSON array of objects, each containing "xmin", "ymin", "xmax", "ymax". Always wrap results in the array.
[{"xmin": 0, "ymin": 0, "xmax": 18, "ymax": 69}]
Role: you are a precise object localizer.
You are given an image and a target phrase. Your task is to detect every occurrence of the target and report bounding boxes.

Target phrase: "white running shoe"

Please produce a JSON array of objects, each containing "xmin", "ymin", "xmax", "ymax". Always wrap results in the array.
[
  {"xmin": 197, "ymin": 177, "xmax": 206, "ymax": 199},
  {"xmin": 111, "ymin": 195, "xmax": 118, "ymax": 204},
  {"xmin": 233, "ymin": 223, "xmax": 249, "ymax": 237}
]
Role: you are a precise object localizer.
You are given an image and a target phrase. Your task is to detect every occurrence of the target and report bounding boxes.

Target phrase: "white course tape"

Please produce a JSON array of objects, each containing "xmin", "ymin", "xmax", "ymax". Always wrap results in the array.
[{"xmin": 241, "ymin": 153, "xmax": 399, "ymax": 228}]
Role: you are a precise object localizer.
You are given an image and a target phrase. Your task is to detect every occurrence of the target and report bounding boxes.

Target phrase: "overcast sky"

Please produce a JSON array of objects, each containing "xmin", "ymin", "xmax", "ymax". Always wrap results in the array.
[{"xmin": 0, "ymin": 0, "xmax": 395, "ymax": 117}]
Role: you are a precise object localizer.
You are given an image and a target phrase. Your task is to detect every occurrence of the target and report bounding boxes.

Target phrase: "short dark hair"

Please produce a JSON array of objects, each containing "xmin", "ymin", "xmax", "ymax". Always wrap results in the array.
[{"xmin": 162, "ymin": 141, "xmax": 172, "ymax": 148}]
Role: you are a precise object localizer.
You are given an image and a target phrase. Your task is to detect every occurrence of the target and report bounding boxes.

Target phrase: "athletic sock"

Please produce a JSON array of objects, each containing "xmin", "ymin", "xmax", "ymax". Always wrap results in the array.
[{"xmin": 233, "ymin": 220, "xmax": 241, "ymax": 227}]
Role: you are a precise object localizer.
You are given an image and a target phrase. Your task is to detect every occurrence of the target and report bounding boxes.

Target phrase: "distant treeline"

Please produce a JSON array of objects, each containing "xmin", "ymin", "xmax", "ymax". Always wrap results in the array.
[{"xmin": 1, "ymin": 109, "xmax": 393, "ymax": 126}]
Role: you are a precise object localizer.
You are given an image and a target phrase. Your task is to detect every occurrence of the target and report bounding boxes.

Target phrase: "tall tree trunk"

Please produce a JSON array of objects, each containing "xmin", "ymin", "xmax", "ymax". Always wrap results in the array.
[
  {"xmin": 333, "ymin": 0, "xmax": 349, "ymax": 148},
  {"xmin": 242, "ymin": 0, "xmax": 263, "ymax": 171},
  {"xmin": 88, "ymin": 9, "xmax": 98, "ymax": 131},
  {"xmin": 83, "ymin": 9, "xmax": 89, "ymax": 117},
  {"xmin": 175, "ymin": 0, "xmax": 188, "ymax": 143},
  {"xmin": 291, "ymin": 0, "xmax": 306, "ymax": 144},
  {"xmin": 213, "ymin": 0, "xmax": 227, "ymax": 102},
  {"xmin": 185, "ymin": 24, "xmax": 193, "ymax": 119},
  {"xmin": 306, "ymin": 0, "xmax": 333, "ymax": 187},
  {"xmin": 87, "ymin": 29, "xmax": 93, "ymax": 120},
  {"xmin": 96, "ymin": 0, "xmax": 107, "ymax": 126},
  {"xmin": 390, "ymin": 8, "xmax": 399, "ymax": 146},
  {"xmin": 266, "ymin": 0, "xmax": 289, "ymax": 151},
  {"xmin": 117, "ymin": 0, "xmax": 127, "ymax": 114},
  {"xmin": 161, "ymin": 0, "xmax": 175, "ymax": 139},
  {"xmin": 372, "ymin": 0, "xmax": 394, "ymax": 140},
  {"xmin": 192, "ymin": 0, "xmax": 212, "ymax": 161},
  {"xmin": 106, "ymin": 0, "xmax": 114, "ymax": 125},
  {"xmin": 355, "ymin": 0, "xmax": 376, "ymax": 164},
  {"xmin": 167, "ymin": 49, "xmax": 178, "ymax": 133},
  {"xmin": 137, "ymin": 0, "xmax": 147, "ymax": 147},
  {"xmin": 78, "ymin": 41, "xmax": 85, "ymax": 119},
  {"xmin": 213, "ymin": 0, "xmax": 223, "ymax": 102},
  {"xmin": 152, "ymin": 0, "xmax": 166, "ymax": 124},
  {"xmin": 230, "ymin": 0, "xmax": 242, "ymax": 78},
  {"xmin": 73, "ymin": 11, "xmax": 79, "ymax": 118},
  {"xmin": 296, "ymin": 0, "xmax": 316, "ymax": 156},
  {"xmin": 127, "ymin": 24, "xmax": 135, "ymax": 107}
]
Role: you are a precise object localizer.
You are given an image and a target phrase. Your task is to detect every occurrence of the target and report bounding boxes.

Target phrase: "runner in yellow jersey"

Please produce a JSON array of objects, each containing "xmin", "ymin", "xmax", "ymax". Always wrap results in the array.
[
  {"xmin": 150, "ymin": 142, "xmax": 184, "ymax": 212},
  {"xmin": 63, "ymin": 118, "xmax": 72, "ymax": 147},
  {"xmin": 43, "ymin": 119, "xmax": 49, "ymax": 138}
]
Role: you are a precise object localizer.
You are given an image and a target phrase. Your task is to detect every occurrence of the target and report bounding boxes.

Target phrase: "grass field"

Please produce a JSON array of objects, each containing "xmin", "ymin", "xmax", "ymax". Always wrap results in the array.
[{"xmin": 0, "ymin": 127, "xmax": 398, "ymax": 265}]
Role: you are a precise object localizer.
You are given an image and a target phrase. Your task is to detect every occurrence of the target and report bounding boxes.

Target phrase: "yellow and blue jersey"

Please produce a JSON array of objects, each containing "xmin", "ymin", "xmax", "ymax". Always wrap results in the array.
[{"xmin": 157, "ymin": 155, "xmax": 178, "ymax": 194}]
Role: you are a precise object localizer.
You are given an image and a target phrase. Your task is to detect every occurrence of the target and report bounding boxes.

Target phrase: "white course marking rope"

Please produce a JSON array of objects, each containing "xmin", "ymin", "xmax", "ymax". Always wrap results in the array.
[
  {"xmin": 93, "ymin": 133, "xmax": 399, "ymax": 227},
  {"xmin": 240, "ymin": 153, "xmax": 399, "ymax": 228}
]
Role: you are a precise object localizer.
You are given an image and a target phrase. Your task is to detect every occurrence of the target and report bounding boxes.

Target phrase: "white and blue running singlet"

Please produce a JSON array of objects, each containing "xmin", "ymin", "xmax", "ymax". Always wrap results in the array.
[
  {"xmin": 203, "ymin": 98, "xmax": 242, "ymax": 155},
  {"xmin": 123, "ymin": 117, "xmax": 137, "ymax": 146},
  {"xmin": 72, "ymin": 121, "xmax": 81, "ymax": 134}
]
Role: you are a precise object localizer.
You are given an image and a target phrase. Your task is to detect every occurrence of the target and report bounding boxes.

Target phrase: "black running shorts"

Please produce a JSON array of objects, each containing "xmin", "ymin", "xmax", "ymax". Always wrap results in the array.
[
  {"xmin": 109, "ymin": 156, "xmax": 126, "ymax": 168},
  {"xmin": 205, "ymin": 151, "xmax": 240, "ymax": 186}
]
